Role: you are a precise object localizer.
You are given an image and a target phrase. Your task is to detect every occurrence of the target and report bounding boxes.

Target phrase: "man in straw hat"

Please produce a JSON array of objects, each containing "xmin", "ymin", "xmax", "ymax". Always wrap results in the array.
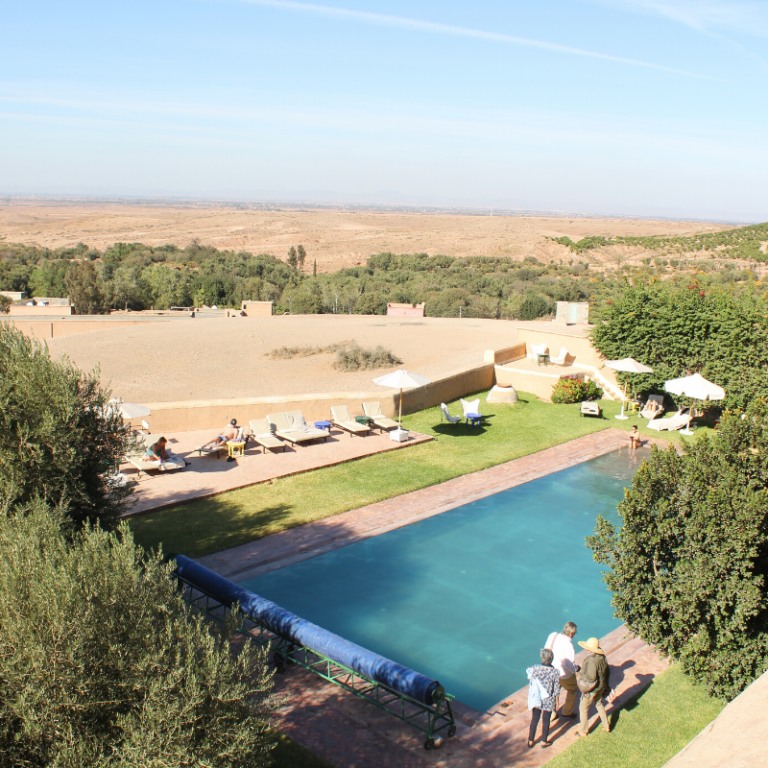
[{"xmin": 576, "ymin": 637, "xmax": 612, "ymax": 737}]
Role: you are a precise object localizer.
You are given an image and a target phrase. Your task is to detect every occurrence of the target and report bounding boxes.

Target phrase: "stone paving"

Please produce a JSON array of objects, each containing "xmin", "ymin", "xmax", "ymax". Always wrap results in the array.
[
  {"xmin": 121, "ymin": 426, "xmax": 432, "ymax": 516},
  {"xmin": 196, "ymin": 428, "xmax": 672, "ymax": 768}
]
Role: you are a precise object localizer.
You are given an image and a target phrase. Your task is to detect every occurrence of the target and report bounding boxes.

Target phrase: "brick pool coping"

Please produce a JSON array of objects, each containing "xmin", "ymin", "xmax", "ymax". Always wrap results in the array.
[{"xmin": 198, "ymin": 428, "xmax": 673, "ymax": 767}]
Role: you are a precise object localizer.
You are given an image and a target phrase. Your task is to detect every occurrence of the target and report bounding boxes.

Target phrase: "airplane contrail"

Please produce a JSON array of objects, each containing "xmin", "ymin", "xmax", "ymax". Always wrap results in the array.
[{"xmin": 232, "ymin": 0, "xmax": 723, "ymax": 80}]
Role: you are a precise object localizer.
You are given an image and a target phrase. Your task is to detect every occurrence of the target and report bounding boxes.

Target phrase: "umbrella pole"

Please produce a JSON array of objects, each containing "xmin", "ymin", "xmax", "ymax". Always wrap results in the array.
[
  {"xmin": 615, "ymin": 380, "xmax": 629, "ymax": 420},
  {"xmin": 398, "ymin": 388, "xmax": 403, "ymax": 427}
]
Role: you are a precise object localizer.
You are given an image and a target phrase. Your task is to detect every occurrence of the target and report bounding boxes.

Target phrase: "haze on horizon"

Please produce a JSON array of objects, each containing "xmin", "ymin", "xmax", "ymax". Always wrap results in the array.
[{"xmin": 2, "ymin": 1, "xmax": 767, "ymax": 223}]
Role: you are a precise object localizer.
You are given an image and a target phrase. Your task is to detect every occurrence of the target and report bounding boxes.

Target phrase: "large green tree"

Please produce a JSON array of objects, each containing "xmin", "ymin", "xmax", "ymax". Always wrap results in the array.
[
  {"xmin": 588, "ymin": 401, "xmax": 768, "ymax": 699},
  {"xmin": 0, "ymin": 501, "xmax": 276, "ymax": 768},
  {"xmin": 590, "ymin": 282, "xmax": 768, "ymax": 409},
  {"xmin": 0, "ymin": 325, "xmax": 132, "ymax": 529},
  {"xmin": 64, "ymin": 261, "xmax": 110, "ymax": 314}
]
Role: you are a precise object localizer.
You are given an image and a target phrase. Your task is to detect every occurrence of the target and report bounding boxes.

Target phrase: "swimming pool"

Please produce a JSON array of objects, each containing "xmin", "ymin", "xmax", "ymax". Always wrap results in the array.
[{"xmin": 239, "ymin": 447, "xmax": 645, "ymax": 712}]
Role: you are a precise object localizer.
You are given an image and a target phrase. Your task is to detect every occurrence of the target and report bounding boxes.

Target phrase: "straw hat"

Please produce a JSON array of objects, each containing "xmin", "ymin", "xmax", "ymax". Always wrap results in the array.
[{"xmin": 578, "ymin": 637, "xmax": 605, "ymax": 655}]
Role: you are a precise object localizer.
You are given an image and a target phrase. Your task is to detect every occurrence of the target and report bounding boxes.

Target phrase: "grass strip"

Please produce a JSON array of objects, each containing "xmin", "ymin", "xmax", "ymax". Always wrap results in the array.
[
  {"xmin": 130, "ymin": 393, "xmax": 713, "ymax": 559},
  {"xmin": 546, "ymin": 665, "xmax": 723, "ymax": 768}
]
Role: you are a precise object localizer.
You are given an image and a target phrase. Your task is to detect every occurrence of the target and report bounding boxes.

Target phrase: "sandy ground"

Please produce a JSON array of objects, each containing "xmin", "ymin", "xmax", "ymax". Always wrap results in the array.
[
  {"xmin": 46, "ymin": 315, "xmax": 522, "ymax": 403},
  {"xmin": 0, "ymin": 201, "xmax": 728, "ymax": 272}
]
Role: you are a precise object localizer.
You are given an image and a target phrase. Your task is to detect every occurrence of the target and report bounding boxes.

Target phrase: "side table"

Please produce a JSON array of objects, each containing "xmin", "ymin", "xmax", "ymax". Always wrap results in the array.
[
  {"xmin": 314, "ymin": 420, "xmax": 332, "ymax": 433},
  {"xmin": 227, "ymin": 440, "xmax": 246, "ymax": 459},
  {"xmin": 466, "ymin": 412, "xmax": 482, "ymax": 428}
]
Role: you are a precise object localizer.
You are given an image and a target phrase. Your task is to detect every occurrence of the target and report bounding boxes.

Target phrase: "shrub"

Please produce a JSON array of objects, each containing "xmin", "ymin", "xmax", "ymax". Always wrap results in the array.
[
  {"xmin": 588, "ymin": 401, "xmax": 768, "ymax": 700},
  {"xmin": 516, "ymin": 293, "xmax": 553, "ymax": 320},
  {"xmin": 333, "ymin": 344, "xmax": 403, "ymax": 372},
  {"xmin": 0, "ymin": 501, "xmax": 277, "ymax": 767},
  {"xmin": 0, "ymin": 325, "xmax": 132, "ymax": 530},
  {"xmin": 551, "ymin": 375, "xmax": 603, "ymax": 404}
]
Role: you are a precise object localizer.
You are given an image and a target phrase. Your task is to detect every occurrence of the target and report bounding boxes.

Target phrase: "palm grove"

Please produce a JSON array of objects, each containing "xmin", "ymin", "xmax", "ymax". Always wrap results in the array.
[{"xmin": 0, "ymin": 327, "xmax": 276, "ymax": 767}]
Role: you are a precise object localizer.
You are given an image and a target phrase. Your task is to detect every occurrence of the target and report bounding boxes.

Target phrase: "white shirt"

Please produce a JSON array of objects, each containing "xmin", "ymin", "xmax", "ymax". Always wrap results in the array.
[{"xmin": 545, "ymin": 631, "xmax": 576, "ymax": 677}]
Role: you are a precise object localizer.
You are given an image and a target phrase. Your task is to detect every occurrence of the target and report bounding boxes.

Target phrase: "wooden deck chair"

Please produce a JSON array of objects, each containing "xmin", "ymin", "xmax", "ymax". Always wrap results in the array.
[{"xmin": 248, "ymin": 419, "xmax": 288, "ymax": 453}]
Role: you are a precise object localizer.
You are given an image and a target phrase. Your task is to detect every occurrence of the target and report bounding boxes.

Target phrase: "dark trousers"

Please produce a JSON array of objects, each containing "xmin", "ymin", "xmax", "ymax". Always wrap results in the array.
[{"xmin": 529, "ymin": 708, "xmax": 552, "ymax": 742}]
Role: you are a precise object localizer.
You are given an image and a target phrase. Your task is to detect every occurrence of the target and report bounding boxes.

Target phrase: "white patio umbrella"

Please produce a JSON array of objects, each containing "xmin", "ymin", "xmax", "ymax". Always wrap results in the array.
[
  {"xmin": 108, "ymin": 399, "xmax": 152, "ymax": 420},
  {"xmin": 604, "ymin": 358, "xmax": 654, "ymax": 420},
  {"xmin": 664, "ymin": 373, "xmax": 725, "ymax": 436},
  {"xmin": 372, "ymin": 370, "xmax": 431, "ymax": 427}
]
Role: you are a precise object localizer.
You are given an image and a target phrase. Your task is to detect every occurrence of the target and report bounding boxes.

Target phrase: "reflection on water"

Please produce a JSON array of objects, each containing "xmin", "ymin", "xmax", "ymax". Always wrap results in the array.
[{"xmin": 239, "ymin": 448, "xmax": 646, "ymax": 712}]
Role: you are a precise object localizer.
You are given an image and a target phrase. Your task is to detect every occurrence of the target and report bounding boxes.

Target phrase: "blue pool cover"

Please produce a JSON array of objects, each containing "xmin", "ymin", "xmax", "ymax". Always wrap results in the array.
[{"xmin": 175, "ymin": 554, "xmax": 442, "ymax": 705}]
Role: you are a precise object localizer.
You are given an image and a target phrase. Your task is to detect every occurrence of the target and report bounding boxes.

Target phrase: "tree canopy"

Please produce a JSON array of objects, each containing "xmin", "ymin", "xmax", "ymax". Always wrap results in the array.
[
  {"xmin": 0, "ymin": 325, "xmax": 132, "ymax": 529},
  {"xmin": 0, "ymin": 501, "xmax": 276, "ymax": 767},
  {"xmin": 590, "ymin": 282, "xmax": 768, "ymax": 409},
  {"xmin": 588, "ymin": 401, "xmax": 768, "ymax": 700}
]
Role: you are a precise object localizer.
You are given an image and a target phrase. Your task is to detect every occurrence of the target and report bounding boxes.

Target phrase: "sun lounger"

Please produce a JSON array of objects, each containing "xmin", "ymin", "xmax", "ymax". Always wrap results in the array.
[
  {"xmin": 640, "ymin": 394, "xmax": 665, "ymax": 420},
  {"xmin": 195, "ymin": 427, "xmax": 244, "ymax": 458},
  {"xmin": 580, "ymin": 401, "xmax": 602, "ymax": 418},
  {"xmin": 331, "ymin": 405, "xmax": 370, "ymax": 437},
  {"xmin": 549, "ymin": 347, "xmax": 570, "ymax": 366},
  {"xmin": 362, "ymin": 402, "xmax": 398, "ymax": 431},
  {"xmin": 126, "ymin": 433, "xmax": 185, "ymax": 478},
  {"xmin": 646, "ymin": 410, "xmax": 692, "ymax": 432},
  {"xmin": 267, "ymin": 412, "xmax": 330, "ymax": 445},
  {"xmin": 248, "ymin": 419, "xmax": 289, "ymax": 453}
]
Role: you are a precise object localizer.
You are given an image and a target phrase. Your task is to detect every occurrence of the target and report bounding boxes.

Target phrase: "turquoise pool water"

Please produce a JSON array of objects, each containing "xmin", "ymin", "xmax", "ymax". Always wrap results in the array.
[{"xmin": 239, "ymin": 447, "xmax": 645, "ymax": 712}]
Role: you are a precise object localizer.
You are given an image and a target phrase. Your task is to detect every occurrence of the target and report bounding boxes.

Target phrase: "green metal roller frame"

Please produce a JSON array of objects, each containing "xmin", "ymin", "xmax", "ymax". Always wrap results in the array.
[{"xmin": 177, "ymin": 576, "xmax": 457, "ymax": 750}]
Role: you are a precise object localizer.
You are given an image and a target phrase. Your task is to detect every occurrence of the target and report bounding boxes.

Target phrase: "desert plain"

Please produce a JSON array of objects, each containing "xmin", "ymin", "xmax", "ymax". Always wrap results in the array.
[{"xmin": 0, "ymin": 200, "xmax": 729, "ymax": 271}]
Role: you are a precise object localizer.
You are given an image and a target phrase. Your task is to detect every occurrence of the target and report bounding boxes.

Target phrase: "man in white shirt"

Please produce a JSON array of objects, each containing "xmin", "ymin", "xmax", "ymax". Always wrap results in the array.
[{"xmin": 544, "ymin": 621, "xmax": 579, "ymax": 718}]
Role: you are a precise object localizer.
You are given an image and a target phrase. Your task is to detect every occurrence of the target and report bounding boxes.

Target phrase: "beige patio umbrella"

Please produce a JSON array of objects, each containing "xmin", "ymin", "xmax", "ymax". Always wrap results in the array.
[
  {"xmin": 373, "ymin": 370, "xmax": 431, "ymax": 428},
  {"xmin": 604, "ymin": 358, "xmax": 654, "ymax": 420},
  {"xmin": 664, "ymin": 373, "xmax": 725, "ymax": 435}
]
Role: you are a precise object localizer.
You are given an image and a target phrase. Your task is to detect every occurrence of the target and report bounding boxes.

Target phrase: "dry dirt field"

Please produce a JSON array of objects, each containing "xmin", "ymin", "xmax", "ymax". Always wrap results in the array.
[
  {"xmin": 0, "ymin": 201, "xmax": 728, "ymax": 271},
  {"xmin": 46, "ymin": 315, "xmax": 523, "ymax": 403}
]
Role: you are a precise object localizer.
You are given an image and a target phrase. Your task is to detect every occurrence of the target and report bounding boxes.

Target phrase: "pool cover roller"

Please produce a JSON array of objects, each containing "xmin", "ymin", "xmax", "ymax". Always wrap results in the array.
[{"xmin": 175, "ymin": 555, "xmax": 442, "ymax": 706}]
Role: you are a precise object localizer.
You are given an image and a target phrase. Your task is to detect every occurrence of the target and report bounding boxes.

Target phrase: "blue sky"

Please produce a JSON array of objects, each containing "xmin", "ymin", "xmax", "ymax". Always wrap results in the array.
[{"xmin": 2, "ymin": 0, "xmax": 767, "ymax": 220}]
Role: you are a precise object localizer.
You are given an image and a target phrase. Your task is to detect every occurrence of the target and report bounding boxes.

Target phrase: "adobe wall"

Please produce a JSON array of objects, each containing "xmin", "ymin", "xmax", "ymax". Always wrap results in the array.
[
  {"xmin": 8, "ymin": 304, "xmax": 74, "ymax": 316},
  {"xmin": 6, "ymin": 316, "xmax": 176, "ymax": 340},
  {"xmin": 494, "ymin": 365, "xmax": 563, "ymax": 402}
]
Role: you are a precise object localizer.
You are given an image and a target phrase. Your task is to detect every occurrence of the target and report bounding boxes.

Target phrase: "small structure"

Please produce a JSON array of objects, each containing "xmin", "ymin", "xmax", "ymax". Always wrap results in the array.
[
  {"xmin": 387, "ymin": 302, "xmax": 425, "ymax": 318},
  {"xmin": 487, "ymin": 383, "xmax": 519, "ymax": 404},
  {"xmin": 555, "ymin": 301, "xmax": 589, "ymax": 325},
  {"xmin": 240, "ymin": 300, "xmax": 273, "ymax": 317},
  {"xmin": 0, "ymin": 291, "xmax": 26, "ymax": 301},
  {"xmin": 8, "ymin": 297, "xmax": 74, "ymax": 316}
]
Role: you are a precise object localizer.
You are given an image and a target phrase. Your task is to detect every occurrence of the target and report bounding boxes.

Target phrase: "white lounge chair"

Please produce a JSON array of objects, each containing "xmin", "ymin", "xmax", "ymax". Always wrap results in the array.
[
  {"xmin": 440, "ymin": 403, "xmax": 461, "ymax": 425},
  {"xmin": 646, "ymin": 409, "xmax": 692, "ymax": 432},
  {"xmin": 531, "ymin": 343, "xmax": 548, "ymax": 358},
  {"xmin": 126, "ymin": 434, "xmax": 185, "ymax": 478},
  {"xmin": 549, "ymin": 347, "xmax": 570, "ymax": 366},
  {"xmin": 362, "ymin": 402, "xmax": 398, "ymax": 431},
  {"xmin": 640, "ymin": 394, "xmax": 665, "ymax": 420},
  {"xmin": 248, "ymin": 419, "xmax": 288, "ymax": 453},
  {"xmin": 195, "ymin": 427, "xmax": 244, "ymax": 458},
  {"xmin": 331, "ymin": 405, "xmax": 370, "ymax": 437},
  {"xmin": 268, "ymin": 412, "xmax": 329, "ymax": 445},
  {"xmin": 460, "ymin": 398, "xmax": 480, "ymax": 418},
  {"xmin": 580, "ymin": 401, "xmax": 602, "ymax": 418}
]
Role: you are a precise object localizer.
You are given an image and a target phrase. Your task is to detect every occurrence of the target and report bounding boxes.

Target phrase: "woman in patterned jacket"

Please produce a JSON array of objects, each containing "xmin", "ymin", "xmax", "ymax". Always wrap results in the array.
[{"xmin": 526, "ymin": 648, "xmax": 562, "ymax": 749}]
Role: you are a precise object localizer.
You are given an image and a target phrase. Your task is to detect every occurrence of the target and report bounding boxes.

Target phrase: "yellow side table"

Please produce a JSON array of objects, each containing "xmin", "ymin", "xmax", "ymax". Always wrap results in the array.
[
  {"xmin": 625, "ymin": 401, "xmax": 639, "ymax": 415},
  {"xmin": 227, "ymin": 440, "xmax": 246, "ymax": 459}
]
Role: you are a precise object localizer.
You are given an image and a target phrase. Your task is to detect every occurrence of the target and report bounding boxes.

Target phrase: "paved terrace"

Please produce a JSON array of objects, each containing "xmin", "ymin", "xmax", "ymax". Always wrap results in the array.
[
  {"xmin": 121, "ymin": 427, "xmax": 433, "ymax": 516},
  {"xmin": 197, "ymin": 429, "xmax": 671, "ymax": 767}
]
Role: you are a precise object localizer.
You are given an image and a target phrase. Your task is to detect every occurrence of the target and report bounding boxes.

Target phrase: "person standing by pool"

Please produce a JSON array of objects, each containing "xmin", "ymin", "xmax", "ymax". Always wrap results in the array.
[
  {"xmin": 544, "ymin": 621, "xmax": 579, "ymax": 718},
  {"xmin": 526, "ymin": 648, "xmax": 561, "ymax": 749},
  {"xmin": 576, "ymin": 637, "xmax": 612, "ymax": 738}
]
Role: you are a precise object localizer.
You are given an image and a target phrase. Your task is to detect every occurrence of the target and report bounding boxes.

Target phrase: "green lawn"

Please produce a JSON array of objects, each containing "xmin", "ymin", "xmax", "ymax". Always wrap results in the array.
[
  {"xmin": 546, "ymin": 665, "xmax": 724, "ymax": 768},
  {"xmin": 130, "ymin": 392, "xmax": 712, "ymax": 558}
]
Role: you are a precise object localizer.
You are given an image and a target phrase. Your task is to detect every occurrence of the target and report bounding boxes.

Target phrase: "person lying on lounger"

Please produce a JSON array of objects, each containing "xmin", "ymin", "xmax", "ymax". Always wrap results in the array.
[
  {"xmin": 144, "ymin": 436, "xmax": 190, "ymax": 466},
  {"xmin": 200, "ymin": 419, "xmax": 240, "ymax": 450}
]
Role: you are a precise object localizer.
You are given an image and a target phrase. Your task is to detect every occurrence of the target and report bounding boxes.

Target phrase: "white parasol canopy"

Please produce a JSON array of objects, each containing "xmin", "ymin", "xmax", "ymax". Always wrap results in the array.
[
  {"xmin": 604, "ymin": 358, "xmax": 654, "ymax": 419},
  {"xmin": 605, "ymin": 358, "xmax": 654, "ymax": 375},
  {"xmin": 108, "ymin": 399, "xmax": 152, "ymax": 419},
  {"xmin": 664, "ymin": 373, "xmax": 725, "ymax": 402},
  {"xmin": 373, "ymin": 370, "xmax": 431, "ymax": 427}
]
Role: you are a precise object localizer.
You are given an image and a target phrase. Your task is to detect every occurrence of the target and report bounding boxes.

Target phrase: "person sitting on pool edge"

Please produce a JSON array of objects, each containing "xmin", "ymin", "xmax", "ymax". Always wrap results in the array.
[{"xmin": 628, "ymin": 425, "xmax": 642, "ymax": 450}]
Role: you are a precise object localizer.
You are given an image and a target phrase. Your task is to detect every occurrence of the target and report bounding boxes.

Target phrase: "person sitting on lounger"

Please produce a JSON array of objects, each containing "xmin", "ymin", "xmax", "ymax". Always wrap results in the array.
[
  {"xmin": 200, "ymin": 419, "xmax": 240, "ymax": 450},
  {"xmin": 144, "ymin": 436, "xmax": 189, "ymax": 466}
]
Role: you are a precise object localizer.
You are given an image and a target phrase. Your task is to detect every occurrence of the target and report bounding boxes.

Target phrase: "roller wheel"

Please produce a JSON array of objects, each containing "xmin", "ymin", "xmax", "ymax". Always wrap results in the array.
[
  {"xmin": 424, "ymin": 738, "xmax": 434, "ymax": 750},
  {"xmin": 448, "ymin": 725, "xmax": 457, "ymax": 737}
]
